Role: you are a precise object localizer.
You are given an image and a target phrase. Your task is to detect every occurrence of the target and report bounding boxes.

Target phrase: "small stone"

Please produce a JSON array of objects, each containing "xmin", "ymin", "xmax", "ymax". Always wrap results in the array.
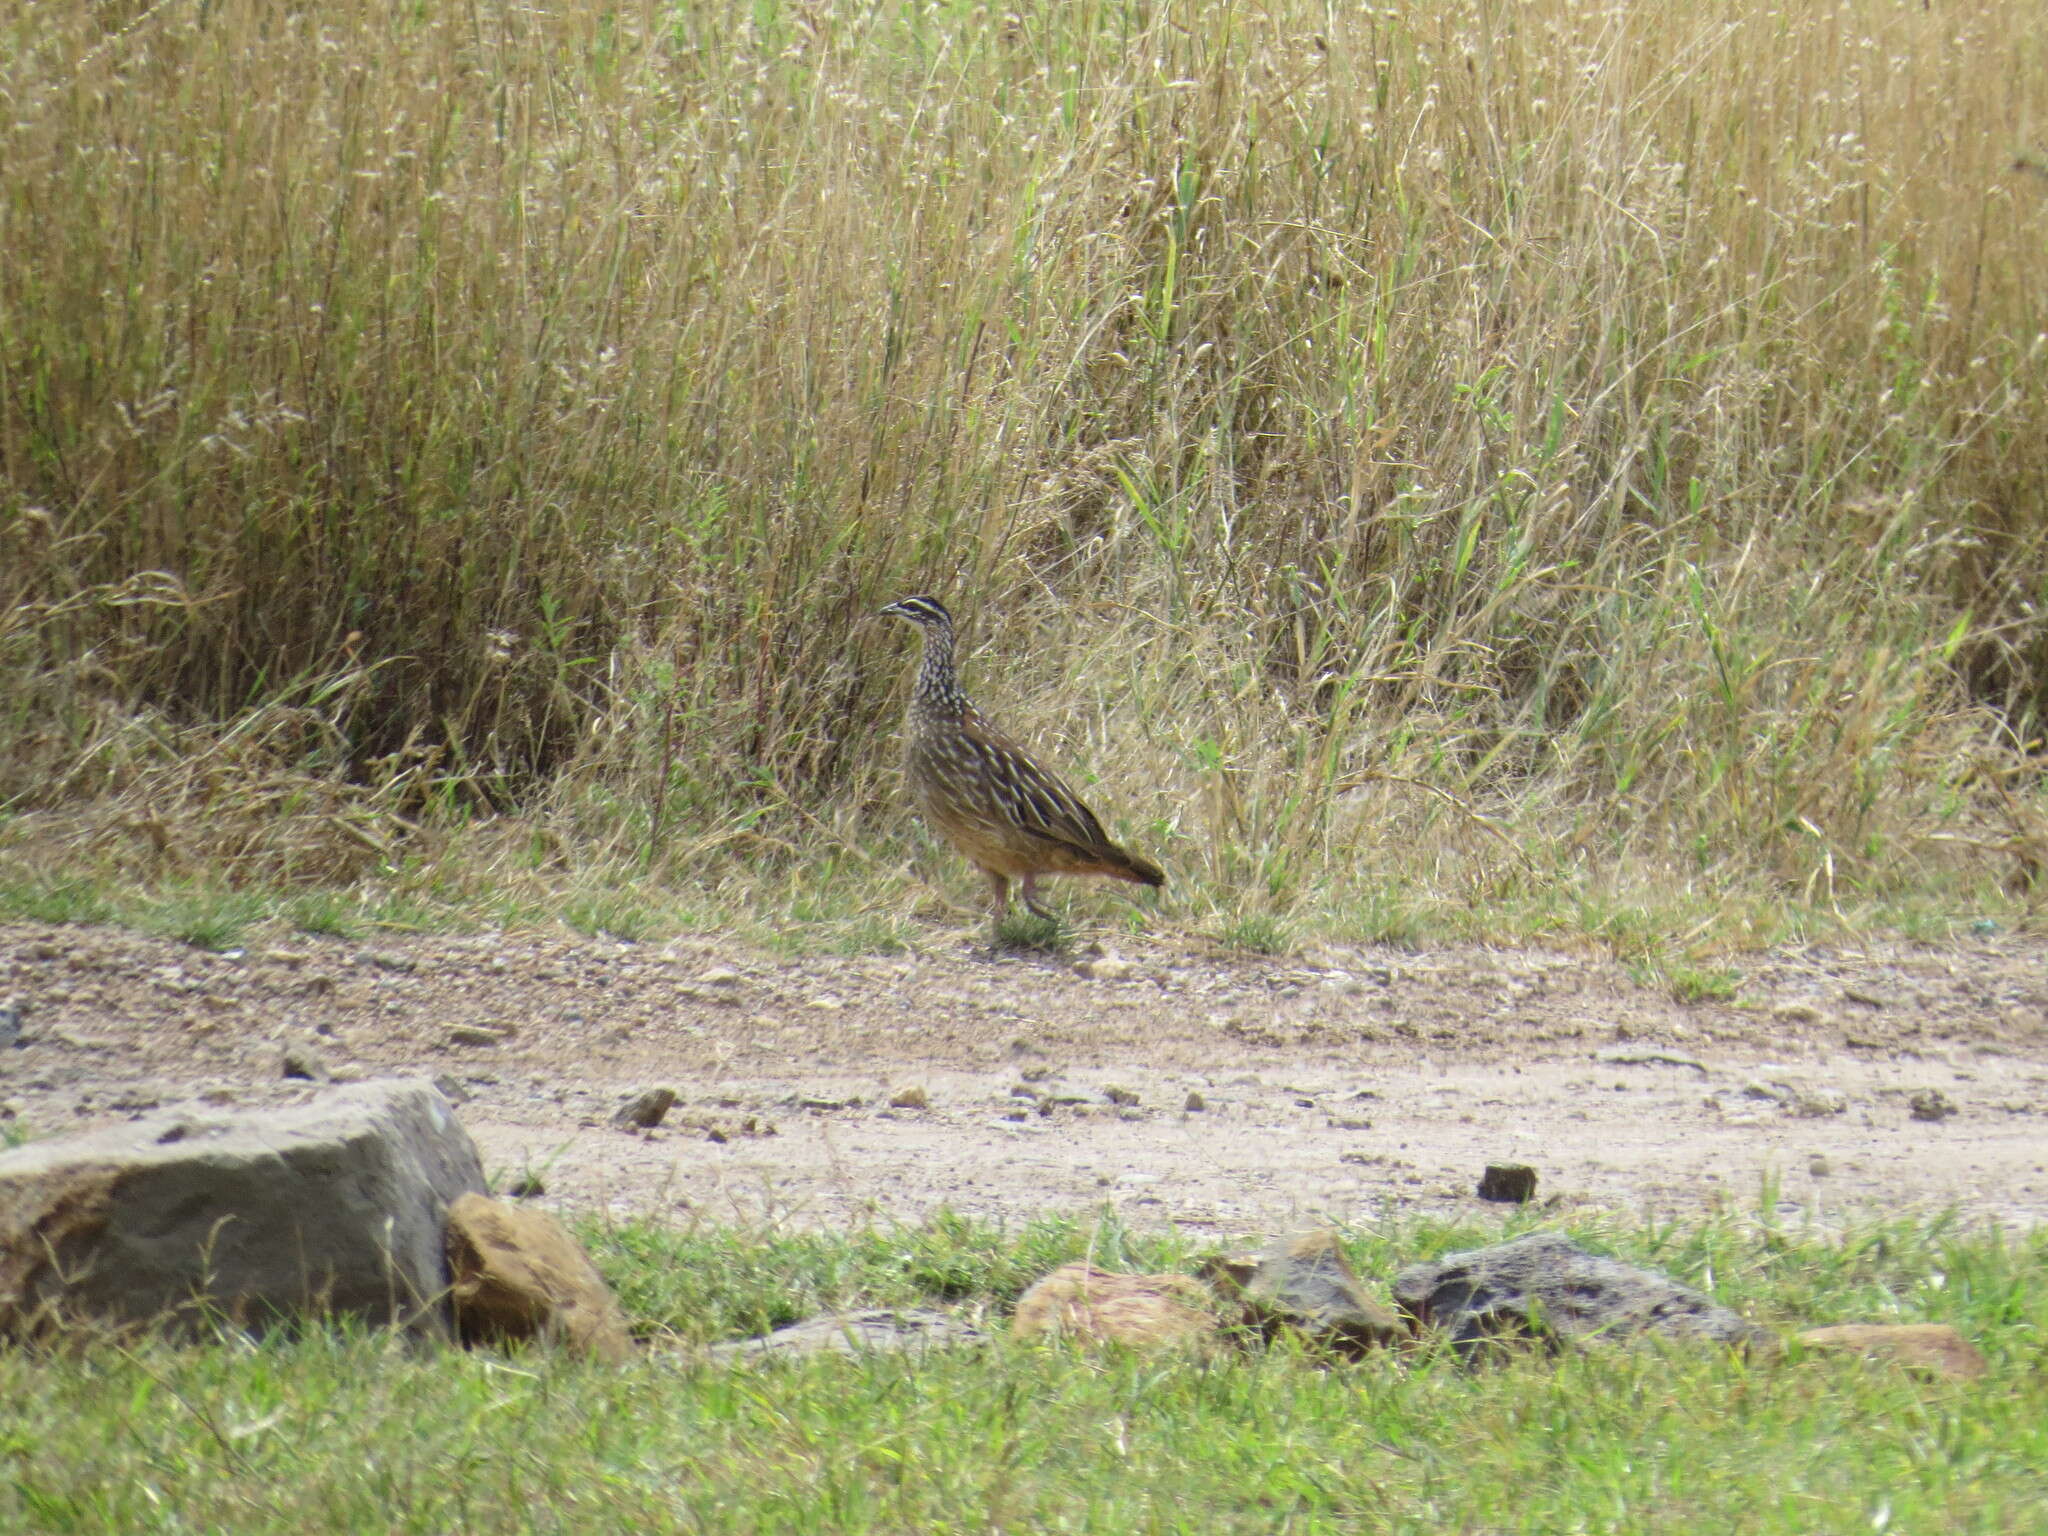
[
  {"xmin": 447, "ymin": 1024, "xmax": 512, "ymax": 1048},
  {"xmin": 1476, "ymin": 1163, "xmax": 1539, "ymax": 1203},
  {"xmin": 1909, "ymin": 1089, "xmax": 1957, "ymax": 1122},
  {"xmin": 1772, "ymin": 1001, "xmax": 1826, "ymax": 1026},
  {"xmin": 807, "ymin": 995, "xmax": 844, "ymax": 1011},
  {"xmin": 505, "ymin": 1173, "xmax": 547, "ymax": 1199},
  {"xmin": 1786, "ymin": 1086, "xmax": 1848, "ymax": 1118},
  {"xmin": 1595, "ymin": 1046, "xmax": 1708, "ymax": 1073},
  {"xmin": 1183, "ymin": 1091, "xmax": 1207, "ymax": 1113},
  {"xmin": 280, "ymin": 1044, "xmax": 330, "ymax": 1082},
  {"xmin": 357, "ymin": 950, "xmax": 416, "ymax": 974},
  {"xmin": 695, "ymin": 966, "xmax": 743, "ymax": 987},
  {"xmin": 613, "ymin": 1087, "xmax": 676, "ymax": 1129},
  {"xmin": 0, "ymin": 1002, "xmax": 24, "ymax": 1051},
  {"xmin": 888, "ymin": 1086, "xmax": 929, "ymax": 1110},
  {"xmin": 431, "ymin": 1074, "xmax": 473, "ymax": 1105},
  {"xmin": 1073, "ymin": 954, "xmax": 1135, "ymax": 982},
  {"xmin": 1103, "ymin": 1085, "xmax": 1140, "ymax": 1107}
]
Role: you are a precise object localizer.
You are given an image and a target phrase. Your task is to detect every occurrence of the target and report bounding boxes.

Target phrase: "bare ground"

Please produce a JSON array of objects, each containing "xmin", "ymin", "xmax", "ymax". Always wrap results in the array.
[{"xmin": 4, "ymin": 921, "xmax": 2047, "ymax": 1234}]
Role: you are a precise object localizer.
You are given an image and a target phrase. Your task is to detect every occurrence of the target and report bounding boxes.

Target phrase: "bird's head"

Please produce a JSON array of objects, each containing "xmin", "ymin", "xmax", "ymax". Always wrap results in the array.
[{"xmin": 878, "ymin": 595, "xmax": 954, "ymax": 632}]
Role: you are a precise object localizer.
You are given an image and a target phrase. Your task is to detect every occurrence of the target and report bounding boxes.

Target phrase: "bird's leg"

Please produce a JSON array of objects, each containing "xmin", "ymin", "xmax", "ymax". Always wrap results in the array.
[
  {"xmin": 1019, "ymin": 873, "xmax": 1057, "ymax": 921},
  {"xmin": 981, "ymin": 867, "xmax": 1011, "ymax": 919}
]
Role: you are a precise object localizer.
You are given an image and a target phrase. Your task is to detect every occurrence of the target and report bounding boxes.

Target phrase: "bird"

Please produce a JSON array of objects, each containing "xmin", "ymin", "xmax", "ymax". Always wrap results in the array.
[{"xmin": 878, "ymin": 595, "xmax": 1164, "ymax": 923}]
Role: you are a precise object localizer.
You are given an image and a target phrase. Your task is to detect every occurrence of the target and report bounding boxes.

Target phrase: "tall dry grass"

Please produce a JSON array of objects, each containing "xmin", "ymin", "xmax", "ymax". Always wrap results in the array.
[{"xmin": 2, "ymin": 0, "xmax": 2045, "ymax": 941}]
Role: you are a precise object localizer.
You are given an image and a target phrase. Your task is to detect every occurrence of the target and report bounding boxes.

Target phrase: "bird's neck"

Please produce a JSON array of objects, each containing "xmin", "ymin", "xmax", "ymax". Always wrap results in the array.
[{"xmin": 911, "ymin": 626, "xmax": 972, "ymax": 722}]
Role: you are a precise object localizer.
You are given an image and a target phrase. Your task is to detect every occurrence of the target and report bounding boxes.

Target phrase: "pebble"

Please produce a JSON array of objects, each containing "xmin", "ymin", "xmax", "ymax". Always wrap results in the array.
[
  {"xmin": 446, "ymin": 1024, "xmax": 514, "ymax": 1047},
  {"xmin": 613, "ymin": 1087, "xmax": 677, "ymax": 1129},
  {"xmin": 888, "ymin": 1086, "xmax": 930, "ymax": 1110},
  {"xmin": 1595, "ymin": 1045, "xmax": 1708, "ymax": 1073}
]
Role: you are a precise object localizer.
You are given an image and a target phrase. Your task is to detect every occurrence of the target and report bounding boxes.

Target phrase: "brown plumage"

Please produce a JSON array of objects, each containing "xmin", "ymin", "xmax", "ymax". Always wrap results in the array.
[{"xmin": 879, "ymin": 595, "xmax": 1164, "ymax": 921}]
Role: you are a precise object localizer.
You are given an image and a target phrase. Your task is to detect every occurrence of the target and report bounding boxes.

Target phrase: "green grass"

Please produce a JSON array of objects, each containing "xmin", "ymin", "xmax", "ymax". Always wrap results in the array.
[
  {"xmin": 2, "ymin": 1207, "xmax": 2043, "ymax": 1534},
  {"xmin": 993, "ymin": 908, "xmax": 1069, "ymax": 953}
]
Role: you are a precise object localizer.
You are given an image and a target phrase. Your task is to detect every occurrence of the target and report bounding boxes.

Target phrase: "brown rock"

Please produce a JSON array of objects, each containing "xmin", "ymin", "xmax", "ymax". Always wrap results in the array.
[
  {"xmin": 444, "ymin": 1194, "xmax": 632, "ymax": 1363},
  {"xmin": 1476, "ymin": 1163, "xmax": 1539, "ymax": 1203},
  {"xmin": 1796, "ymin": 1323, "xmax": 1986, "ymax": 1381},
  {"xmin": 1011, "ymin": 1264, "xmax": 1218, "ymax": 1349}
]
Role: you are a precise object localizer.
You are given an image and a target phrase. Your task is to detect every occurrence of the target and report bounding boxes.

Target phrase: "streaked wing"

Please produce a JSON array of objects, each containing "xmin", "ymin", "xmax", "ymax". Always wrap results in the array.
[{"xmin": 960, "ymin": 718, "xmax": 1114, "ymax": 856}]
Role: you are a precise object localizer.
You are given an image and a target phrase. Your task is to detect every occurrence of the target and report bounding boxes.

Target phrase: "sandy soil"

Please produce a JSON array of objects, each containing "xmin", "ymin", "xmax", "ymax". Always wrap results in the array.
[{"xmin": 4, "ymin": 921, "xmax": 2047, "ymax": 1234}]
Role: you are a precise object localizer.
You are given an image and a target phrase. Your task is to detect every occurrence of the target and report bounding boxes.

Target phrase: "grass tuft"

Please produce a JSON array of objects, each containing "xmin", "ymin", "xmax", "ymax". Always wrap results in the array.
[{"xmin": 992, "ymin": 909, "xmax": 1067, "ymax": 954}]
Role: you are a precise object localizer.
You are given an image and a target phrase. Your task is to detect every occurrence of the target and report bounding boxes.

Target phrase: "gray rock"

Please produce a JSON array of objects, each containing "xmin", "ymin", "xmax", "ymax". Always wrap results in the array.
[
  {"xmin": 1392, "ymin": 1232, "xmax": 1771, "ymax": 1356},
  {"xmin": 0, "ymin": 1078, "xmax": 486, "ymax": 1340},
  {"xmin": 708, "ymin": 1308, "xmax": 987, "ymax": 1361},
  {"xmin": 1241, "ymin": 1230, "xmax": 1404, "ymax": 1354}
]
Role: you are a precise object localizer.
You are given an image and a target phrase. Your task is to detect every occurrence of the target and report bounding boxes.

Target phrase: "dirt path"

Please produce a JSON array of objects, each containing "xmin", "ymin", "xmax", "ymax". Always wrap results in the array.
[{"xmin": 5, "ymin": 922, "xmax": 2046, "ymax": 1232}]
